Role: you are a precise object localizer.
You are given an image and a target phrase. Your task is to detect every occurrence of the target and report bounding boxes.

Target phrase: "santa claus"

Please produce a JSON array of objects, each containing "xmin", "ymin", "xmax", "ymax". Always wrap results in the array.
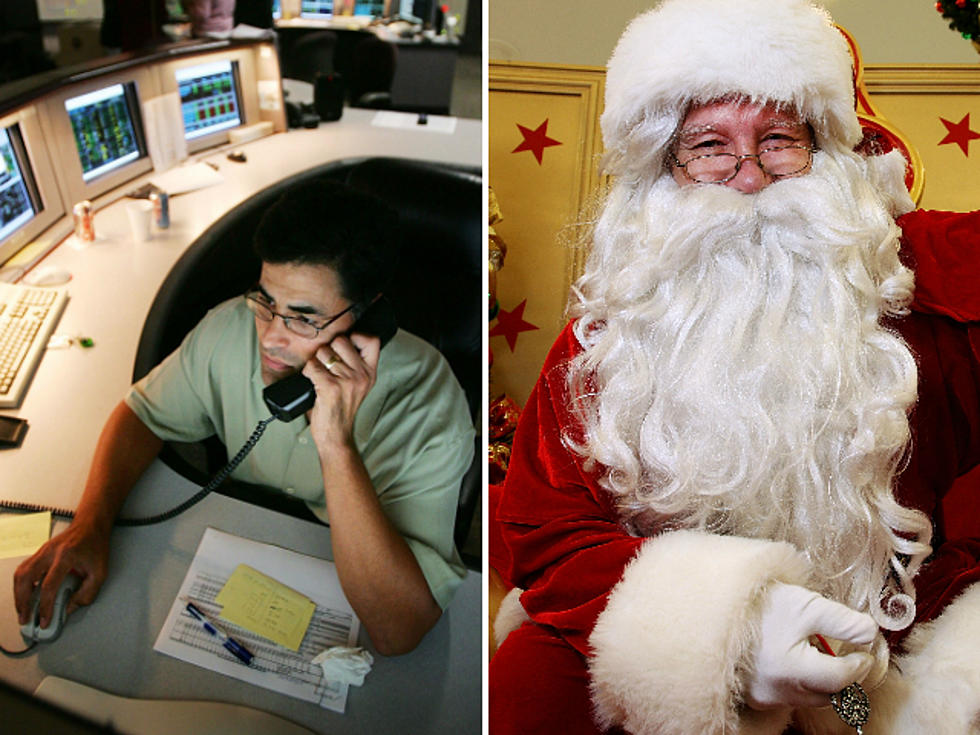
[{"xmin": 489, "ymin": 1, "xmax": 980, "ymax": 733}]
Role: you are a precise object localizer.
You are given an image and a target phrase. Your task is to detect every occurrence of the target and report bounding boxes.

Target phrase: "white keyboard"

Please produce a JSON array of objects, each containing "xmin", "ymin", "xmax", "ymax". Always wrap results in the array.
[{"xmin": 0, "ymin": 281, "xmax": 69, "ymax": 409}]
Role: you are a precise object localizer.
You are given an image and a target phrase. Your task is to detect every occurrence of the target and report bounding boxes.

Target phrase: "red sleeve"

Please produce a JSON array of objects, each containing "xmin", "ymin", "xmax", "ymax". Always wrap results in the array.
[
  {"xmin": 492, "ymin": 323, "xmax": 644, "ymax": 657},
  {"xmin": 892, "ymin": 209, "xmax": 980, "ymax": 639},
  {"xmin": 899, "ymin": 209, "xmax": 980, "ymax": 322},
  {"xmin": 894, "ymin": 311, "xmax": 980, "ymax": 642}
]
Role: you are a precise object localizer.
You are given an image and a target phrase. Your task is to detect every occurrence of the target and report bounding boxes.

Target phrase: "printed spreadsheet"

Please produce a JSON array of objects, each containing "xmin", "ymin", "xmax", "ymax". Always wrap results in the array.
[{"xmin": 153, "ymin": 528, "xmax": 360, "ymax": 713}]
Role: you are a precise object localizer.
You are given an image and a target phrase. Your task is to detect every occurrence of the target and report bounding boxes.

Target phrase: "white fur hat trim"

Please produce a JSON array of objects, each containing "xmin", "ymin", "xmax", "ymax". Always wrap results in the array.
[{"xmin": 602, "ymin": 0, "xmax": 861, "ymax": 171}]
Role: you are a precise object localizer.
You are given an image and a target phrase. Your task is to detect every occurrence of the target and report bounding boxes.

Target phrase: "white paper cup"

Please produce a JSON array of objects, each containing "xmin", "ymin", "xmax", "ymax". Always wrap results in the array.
[{"xmin": 126, "ymin": 200, "xmax": 153, "ymax": 242}]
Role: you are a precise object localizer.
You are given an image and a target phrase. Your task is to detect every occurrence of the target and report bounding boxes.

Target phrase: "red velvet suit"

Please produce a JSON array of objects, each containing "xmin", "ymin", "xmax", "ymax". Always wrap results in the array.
[{"xmin": 489, "ymin": 209, "xmax": 980, "ymax": 734}]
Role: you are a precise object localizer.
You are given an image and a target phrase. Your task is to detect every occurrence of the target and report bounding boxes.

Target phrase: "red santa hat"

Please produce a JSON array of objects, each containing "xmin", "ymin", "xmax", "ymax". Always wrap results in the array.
[{"xmin": 601, "ymin": 0, "xmax": 861, "ymax": 172}]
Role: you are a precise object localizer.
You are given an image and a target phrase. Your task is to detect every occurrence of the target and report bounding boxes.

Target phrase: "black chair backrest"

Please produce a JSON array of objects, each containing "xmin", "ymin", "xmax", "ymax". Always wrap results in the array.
[
  {"xmin": 132, "ymin": 157, "xmax": 482, "ymax": 561},
  {"xmin": 286, "ymin": 30, "xmax": 338, "ymax": 83},
  {"xmin": 345, "ymin": 157, "xmax": 482, "ymax": 419},
  {"xmin": 347, "ymin": 37, "xmax": 397, "ymax": 107}
]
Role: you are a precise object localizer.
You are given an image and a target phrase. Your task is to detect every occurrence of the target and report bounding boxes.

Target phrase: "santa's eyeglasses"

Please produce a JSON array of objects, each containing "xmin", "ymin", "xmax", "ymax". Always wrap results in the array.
[{"xmin": 672, "ymin": 144, "xmax": 817, "ymax": 184}]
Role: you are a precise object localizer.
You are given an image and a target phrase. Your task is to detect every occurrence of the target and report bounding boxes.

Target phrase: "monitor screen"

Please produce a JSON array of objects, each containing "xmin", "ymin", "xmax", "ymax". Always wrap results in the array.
[
  {"xmin": 299, "ymin": 0, "xmax": 384, "ymax": 17},
  {"xmin": 272, "ymin": 0, "xmax": 281, "ymax": 18},
  {"xmin": 353, "ymin": 1, "xmax": 385, "ymax": 15},
  {"xmin": 0, "ymin": 124, "xmax": 39, "ymax": 245},
  {"xmin": 300, "ymin": 0, "xmax": 333, "ymax": 18},
  {"xmin": 64, "ymin": 83, "xmax": 143, "ymax": 183},
  {"xmin": 176, "ymin": 60, "xmax": 243, "ymax": 141}
]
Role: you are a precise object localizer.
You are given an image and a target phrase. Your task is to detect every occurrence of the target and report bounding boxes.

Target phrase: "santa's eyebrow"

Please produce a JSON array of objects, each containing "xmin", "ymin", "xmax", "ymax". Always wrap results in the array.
[
  {"xmin": 676, "ymin": 124, "xmax": 719, "ymax": 144},
  {"xmin": 762, "ymin": 118, "xmax": 808, "ymax": 131},
  {"xmin": 676, "ymin": 118, "xmax": 808, "ymax": 146}
]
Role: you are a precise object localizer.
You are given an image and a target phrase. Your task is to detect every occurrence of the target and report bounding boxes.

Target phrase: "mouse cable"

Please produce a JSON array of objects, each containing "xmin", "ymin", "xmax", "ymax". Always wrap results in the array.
[
  {"xmin": 0, "ymin": 639, "xmax": 37, "ymax": 658},
  {"xmin": 0, "ymin": 416, "xmax": 276, "ymax": 527}
]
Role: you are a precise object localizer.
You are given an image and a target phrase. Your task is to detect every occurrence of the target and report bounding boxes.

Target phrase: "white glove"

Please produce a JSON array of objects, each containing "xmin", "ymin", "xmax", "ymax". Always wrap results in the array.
[{"xmin": 744, "ymin": 582, "xmax": 877, "ymax": 710}]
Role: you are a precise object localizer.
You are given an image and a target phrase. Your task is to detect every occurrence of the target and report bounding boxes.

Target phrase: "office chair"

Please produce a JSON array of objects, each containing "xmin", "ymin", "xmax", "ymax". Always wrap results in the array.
[
  {"xmin": 347, "ymin": 36, "xmax": 397, "ymax": 109},
  {"xmin": 285, "ymin": 30, "xmax": 339, "ymax": 83},
  {"xmin": 132, "ymin": 157, "xmax": 482, "ymax": 567}
]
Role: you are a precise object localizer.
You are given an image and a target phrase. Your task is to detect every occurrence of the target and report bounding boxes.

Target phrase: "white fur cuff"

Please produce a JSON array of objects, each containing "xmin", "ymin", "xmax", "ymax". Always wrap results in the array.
[
  {"xmin": 869, "ymin": 581, "xmax": 980, "ymax": 734},
  {"xmin": 493, "ymin": 587, "xmax": 529, "ymax": 649},
  {"xmin": 588, "ymin": 530, "xmax": 811, "ymax": 735}
]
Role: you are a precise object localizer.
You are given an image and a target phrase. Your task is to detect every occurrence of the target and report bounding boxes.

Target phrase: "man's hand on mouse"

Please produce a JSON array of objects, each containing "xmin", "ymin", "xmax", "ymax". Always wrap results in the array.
[{"xmin": 13, "ymin": 521, "xmax": 109, "ymax": 628}]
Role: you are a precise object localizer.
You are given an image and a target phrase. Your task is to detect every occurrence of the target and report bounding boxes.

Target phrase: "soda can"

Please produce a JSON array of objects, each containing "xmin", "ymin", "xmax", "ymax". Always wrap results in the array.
[
  {"xmin": 149, "ymin": 190, "xmax": 170, "ymax": 229},
  {"xmin": 72, "ymin": 200, "xmax": 95, "ymax": 242}
]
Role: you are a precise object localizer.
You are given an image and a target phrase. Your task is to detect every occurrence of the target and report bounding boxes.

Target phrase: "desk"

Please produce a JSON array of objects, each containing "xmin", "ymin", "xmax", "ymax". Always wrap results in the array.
[
  {"xmin": 0, "ymin": 479, "xmax": 483, "ymax": 733},
  {"xmin": 0, "ymin": 108, "xmax": 481, "ymax": 733}
]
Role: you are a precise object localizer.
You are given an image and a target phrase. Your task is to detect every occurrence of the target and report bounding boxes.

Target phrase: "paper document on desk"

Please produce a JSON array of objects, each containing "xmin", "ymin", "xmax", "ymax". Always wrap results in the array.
[
  {"xmin": 371, "ymin": 110, "xmax": 458, "ymax": 134},
  {"xmin": 154, "ymin": 528, "xmax": 360, "ymax": 713},
  {"xmin": 149, "ymin": 161, "xmax": 224, "ymax": 195}
]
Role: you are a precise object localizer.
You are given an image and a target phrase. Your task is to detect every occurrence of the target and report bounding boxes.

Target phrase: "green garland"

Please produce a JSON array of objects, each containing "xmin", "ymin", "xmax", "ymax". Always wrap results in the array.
[{"xmin": 934, "ymin": 0, "xmax": 980, "ymax": 41}]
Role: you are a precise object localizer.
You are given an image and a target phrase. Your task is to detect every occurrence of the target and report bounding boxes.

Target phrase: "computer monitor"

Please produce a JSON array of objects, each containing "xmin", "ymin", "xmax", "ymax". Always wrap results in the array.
[
  {"xmin": 353, "ymin": 1, "xmax": 385, "ymax": 15},
  {"xmin": 300, "ymin": 0, "xmax": 333, "ymax": 19},
  {"xmin": 272, "ymin": 0, "xmax": 281, "ymax": 19},
  {"xmin": 158, "ymin": 45, "xmax": 276, "ymax": 154},
  {"xmin": 0, "ymin": 125, "xmax": 38, "ymax": 244},
  {"xmin": 176, "ymin": 59, "xmax": 243, "ymax": 142},
  {"xmin": 0, "ymin": 109, "xmax": 64, "ymax": 267},
  {"xmin": 38, "ymin": 72, "xmax": 154, "ymax": 208},
  {"xmin": 64, "ymin": 83, "xmax": 144, "ymax": 183}
]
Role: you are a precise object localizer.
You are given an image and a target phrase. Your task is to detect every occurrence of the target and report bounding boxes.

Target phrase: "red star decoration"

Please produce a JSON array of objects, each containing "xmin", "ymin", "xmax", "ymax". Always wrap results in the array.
[
  {"xmin": 490, "ymin": 299, "xmax": 539, "ymax": 351},
  {"xmin": 938, "ymin": 113, "xmax": 980, "ymax": 156},
  {"xmin": 512, "ymin": 119, "xmax": 562, "ymax": 165}
]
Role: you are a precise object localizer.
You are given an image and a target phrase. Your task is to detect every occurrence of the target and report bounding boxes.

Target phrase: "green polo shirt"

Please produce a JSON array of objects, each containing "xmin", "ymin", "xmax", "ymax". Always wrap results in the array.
[{"xmin": 126, "ymin": 297, "xmax": 472, "ymax": 608}]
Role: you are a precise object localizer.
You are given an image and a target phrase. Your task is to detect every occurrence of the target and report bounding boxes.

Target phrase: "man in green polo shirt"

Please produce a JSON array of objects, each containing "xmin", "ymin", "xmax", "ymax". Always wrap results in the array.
[{"xmin": 15, "ymin": 181, "xmax": 474, "ymax": 656}]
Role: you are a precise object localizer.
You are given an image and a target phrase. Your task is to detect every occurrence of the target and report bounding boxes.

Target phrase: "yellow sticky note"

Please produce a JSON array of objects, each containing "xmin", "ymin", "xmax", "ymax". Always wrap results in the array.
[
  {"xmin": 215, "ymin": 564, "xmax": 315, "ymax": 652},
  {"xmin": 0, "ymin": 512, "xmax": 51, "ymax": 559}
]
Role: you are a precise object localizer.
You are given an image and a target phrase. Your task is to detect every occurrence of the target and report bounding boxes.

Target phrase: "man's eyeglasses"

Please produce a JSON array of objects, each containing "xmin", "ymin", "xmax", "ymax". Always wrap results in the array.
[
  {"xmin": 244, "ymin": 288, "xmax": 357, "ymax": 339},
  {"xmin": 672, "ymin": 144, "xmax": 817, "ymax": 184}
]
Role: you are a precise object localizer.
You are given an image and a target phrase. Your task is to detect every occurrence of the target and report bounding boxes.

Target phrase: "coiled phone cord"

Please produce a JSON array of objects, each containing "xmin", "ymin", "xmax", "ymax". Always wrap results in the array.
[{"xmin": 0, "ymin": 416, "xmax": 277, "ymax": 527}]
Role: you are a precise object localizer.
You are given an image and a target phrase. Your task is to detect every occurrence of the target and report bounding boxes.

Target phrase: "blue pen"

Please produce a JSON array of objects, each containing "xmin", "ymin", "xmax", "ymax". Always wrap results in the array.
[{"xmin": 184, "ymin": 600, "xmax": 254, "ymax": 665}]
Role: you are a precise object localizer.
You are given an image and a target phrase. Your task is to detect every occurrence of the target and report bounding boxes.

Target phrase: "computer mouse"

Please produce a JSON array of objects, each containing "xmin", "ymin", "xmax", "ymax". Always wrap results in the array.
[
  {"xmin": 21, "ymin": 572, "xmax": 82, "ymax": 643},
  {"xmin": 23, "ymin": 265, "xmax": 72, "ymax": 287}
]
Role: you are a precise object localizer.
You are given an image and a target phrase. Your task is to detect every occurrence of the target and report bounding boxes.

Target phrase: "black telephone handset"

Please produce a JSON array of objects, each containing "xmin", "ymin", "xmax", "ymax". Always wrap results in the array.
[{"xmin": 262, "ymin": 296, "xmax": 398, "ymax": 422}]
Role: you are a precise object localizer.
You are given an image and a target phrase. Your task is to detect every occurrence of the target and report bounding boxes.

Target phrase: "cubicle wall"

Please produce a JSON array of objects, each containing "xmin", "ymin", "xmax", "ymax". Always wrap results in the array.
[{"xmin": 0, "ymin": 103, "xmax": 65, "ymax": 264}]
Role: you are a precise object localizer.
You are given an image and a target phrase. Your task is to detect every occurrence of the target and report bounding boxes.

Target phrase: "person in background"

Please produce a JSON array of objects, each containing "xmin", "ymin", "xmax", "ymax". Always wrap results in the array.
[{"xmin": 184, "ymin": 0, "xmax": 235, "ymax": 38}]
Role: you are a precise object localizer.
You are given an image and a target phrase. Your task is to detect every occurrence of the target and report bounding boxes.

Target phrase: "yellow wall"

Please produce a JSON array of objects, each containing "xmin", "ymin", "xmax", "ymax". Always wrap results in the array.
[
  {"xmin": 490, "ymin": 0, "xmax": 980, "ymax": 66},
  {"xmin": 864, "ymin": 67, "xmax": 980, "ymax": 211},
  {"xmin": 489, "ymin": 63, "xmax": 604, "ymax": 405}
]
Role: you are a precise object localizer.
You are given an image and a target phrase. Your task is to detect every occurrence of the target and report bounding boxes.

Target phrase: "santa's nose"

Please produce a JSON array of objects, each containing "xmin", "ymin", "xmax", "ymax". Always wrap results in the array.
[{"xmin": 726, "ymin": 155, "xmax": 771, "ymax": 194}]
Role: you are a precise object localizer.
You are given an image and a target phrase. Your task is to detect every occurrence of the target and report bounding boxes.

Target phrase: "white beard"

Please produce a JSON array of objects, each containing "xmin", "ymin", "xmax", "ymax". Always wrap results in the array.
[{"xmin": 568, "ymin": 151, "xmax": 932, "ymax": 629}]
